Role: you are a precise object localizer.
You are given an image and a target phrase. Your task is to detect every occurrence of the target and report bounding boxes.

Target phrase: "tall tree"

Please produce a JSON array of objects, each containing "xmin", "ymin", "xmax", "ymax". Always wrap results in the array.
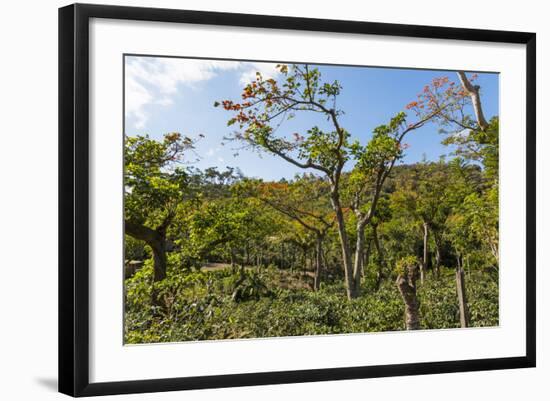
[{"xmin": 218, "ymin": 64, "xmax": 447, "ymax": 299}]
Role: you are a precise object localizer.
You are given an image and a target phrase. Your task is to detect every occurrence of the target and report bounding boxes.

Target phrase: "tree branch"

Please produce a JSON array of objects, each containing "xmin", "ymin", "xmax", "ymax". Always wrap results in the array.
[{"xmin": 457, "ymin": 71, "xmax": 489, "ymax": 130}]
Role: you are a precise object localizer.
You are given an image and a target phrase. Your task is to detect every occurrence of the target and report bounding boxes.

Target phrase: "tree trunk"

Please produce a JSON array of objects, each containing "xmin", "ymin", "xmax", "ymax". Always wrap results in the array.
[
  {"xmin": 433, "ymin": 232, "xmax": 441, "ymax": 278},
  {"xmin": 421, "ymin": 221, "xmax": 429, "ymax": 284},
  {"xmin": 314, "ymin": 235, "xmax": 323, "ymax": 291},
  {"xmin": 363, "ymin": 242, "xmax": 369, "ymax": 267},
  {"xmin": 372, "ymin": 224, "xmax": 386, "ymax": 290},
  {"xmin": 353, "ymin": 222, "xmax": 366, "ymax": 294},
  {"xmin": 230, "ymin": 248, "xmax": 236, "ymax": 268},
  {"xmin": 125, "ymin": 220, "xmax": 167, "ymax": 282},
  {"xmin": 396, "ymin": 263, "xmax": 420, "ymax": 330},
  {"xmin": 456, "ymin": 261, "xmax": 469, "ymax": 328},
  {"xmin": 330, "ymin": 192, "xmax": 357, "ymax": 299},
  {"xmin": 150, "ymin": 240, "xmax": 167, "ymax": 282}
]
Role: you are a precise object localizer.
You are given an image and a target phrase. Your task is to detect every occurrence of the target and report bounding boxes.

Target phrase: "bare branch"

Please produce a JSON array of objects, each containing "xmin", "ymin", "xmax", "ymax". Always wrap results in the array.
[{"xmin": 457, "ymin": 71, "xmax": 489, "ymax": 130}]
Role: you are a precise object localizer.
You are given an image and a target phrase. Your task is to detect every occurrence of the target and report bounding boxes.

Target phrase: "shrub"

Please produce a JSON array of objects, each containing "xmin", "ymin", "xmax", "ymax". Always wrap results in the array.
[{"xmin": 124, "ymin": 262, "xmax": 498, "ymax": 344}]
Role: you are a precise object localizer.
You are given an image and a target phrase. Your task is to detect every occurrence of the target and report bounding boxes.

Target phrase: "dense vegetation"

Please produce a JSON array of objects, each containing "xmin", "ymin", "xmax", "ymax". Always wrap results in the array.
[{"xmin": 124, "ymin": 65, "xmax": 499, "ymax": 343}]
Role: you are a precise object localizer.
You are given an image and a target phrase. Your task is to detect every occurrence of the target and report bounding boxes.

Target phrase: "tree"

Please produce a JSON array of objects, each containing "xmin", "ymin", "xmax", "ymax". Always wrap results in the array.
[
  {"xmin": 389, "ymin": 161, "xmax": 454, "ymax": 282},
  {"xmin": 368, "ymin": 197, "xmax": 392, "ymax": 290},
  {"xmin": 179, "ymin": 173, "xmax": 280, "ymax": 274},
  {"xmin": 408, "ymin": 71, "xmax": 499, "ymax": 326},
  {"xmin": 252, "ymin": 174, "xmax": 334, "ymax": 290},
  {"xmin": 124, "ymin": 132, "xmax": 194, "ymax": 282},
  {"xmin": 217, "ymin": 64, "xmax": 447, "ymax": 299}
]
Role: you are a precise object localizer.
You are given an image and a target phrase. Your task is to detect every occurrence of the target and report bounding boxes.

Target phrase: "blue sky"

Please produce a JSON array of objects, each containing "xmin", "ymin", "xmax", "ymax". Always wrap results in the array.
[{"xmin": 124, "ymin": 56, "xmax": 499, "ymax": 181}]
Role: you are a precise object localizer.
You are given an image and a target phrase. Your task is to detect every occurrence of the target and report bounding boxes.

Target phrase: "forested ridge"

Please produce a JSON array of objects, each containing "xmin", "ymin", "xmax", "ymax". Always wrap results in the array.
[{"xmin": 124, "ymin": 65, "xmax": 499, "ymax": 343}]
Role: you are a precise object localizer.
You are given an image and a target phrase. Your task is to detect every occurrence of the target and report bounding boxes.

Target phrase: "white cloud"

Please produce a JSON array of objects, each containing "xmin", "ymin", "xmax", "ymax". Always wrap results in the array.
[
  {"xmin": 125, "ymin": 57, "xmax": 240, "ymax": 130},
  {"xmin": 125, "ymin": 74, "xmax": 152, "ymax": 129},
  {"xmin": 238, "ymin": 62, "xmax": 280, "ymax": 87},
  {"xmin": 124, "ymin": 57, "xmax": 282, "ymax": 130},
  {"xmin": 156, "ymin": 97, "xmax": 173, "ymax": 106}
]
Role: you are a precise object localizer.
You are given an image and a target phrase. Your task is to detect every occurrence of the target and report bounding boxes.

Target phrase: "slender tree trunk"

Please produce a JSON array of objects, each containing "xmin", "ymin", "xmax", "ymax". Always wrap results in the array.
[
  {"xmin": 364, "ymin": 239, "xmax": 371, "ymax": 271},
  {"xmin": 314, "ymin": 235, "xmax": 323, "ymax": 291},
  {"xmin": 330, "ymin": 192, "xmax": 357, "ymax": 299},
  {"xmin": 353, "ymin": 222, "xmax": 366, "ymax": 294},
  {"xmin": 421, "ymin": 221, "xmax": 429, "ymax": 284},
  {"xmin": 396, "ymin": 263, "xmax": 420, "ymax": 330},
  {"xmin": 230, "ymin": 248, "xmax": 236, "ymax": 269},
  {"xmin": 372, "ymin": 225, "xmax": 384, "ymax": 264},
  {"xmin": 372, "ymin": 224, "xmax": 386, "ymax": 290},
  {"xmin": 433, "ymin": 232, "xmax": 441, "ymax": 278},
  {"xmin": 456, "ymin": 258, "xmax": 469, "ymax": 328}
]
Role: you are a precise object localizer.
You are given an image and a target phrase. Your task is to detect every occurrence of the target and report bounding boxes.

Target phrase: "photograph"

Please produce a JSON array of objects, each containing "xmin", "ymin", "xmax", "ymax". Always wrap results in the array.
[{"xmin": 123, "ymin": 56, "xmax": 500, "ymax": 344}]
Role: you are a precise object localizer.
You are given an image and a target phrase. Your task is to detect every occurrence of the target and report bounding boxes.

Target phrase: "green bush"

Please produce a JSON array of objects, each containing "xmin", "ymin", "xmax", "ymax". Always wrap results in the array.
[{"xmin": 124, "ymin": 263, "xmax": 498, "ymax": 344}]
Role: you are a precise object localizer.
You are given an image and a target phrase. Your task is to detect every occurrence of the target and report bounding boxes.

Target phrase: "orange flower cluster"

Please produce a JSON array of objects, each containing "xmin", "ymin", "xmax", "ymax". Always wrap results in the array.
[
  {"xmin": 235, "ymin": 111, "xmax": 249, "ymax": 123},
  {"xmin": 432, "ymin": 76, "xmax": 449, "ymax": 88},
  {"xmin": 221, "ymin": 100, "xmax": 242, "ymax": 111},
  {"xmin": 242, "ymin": 86, "xmax": 255, "ymax": 99}
]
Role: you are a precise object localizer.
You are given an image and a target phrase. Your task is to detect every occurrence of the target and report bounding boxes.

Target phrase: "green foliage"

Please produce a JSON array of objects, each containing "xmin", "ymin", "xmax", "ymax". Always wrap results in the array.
[
  {"xmin": 124, "ymin": 67, "xmax": 500, "ymax": 343},
  {"xmin": 418, "ymin": 270, "xmax": 498, "ymax": 329},
  {"xmin": 125, "ymin": 235, "xmax": 147, "ymax": 261},
  {"xmin": 394, "ymin": 255, "xmax": 419, "ymax": 277},
  {"xmin": 125, "ymin": 267, "xmax": 498, "ymax": 343},
  {"xmin": 125, "ymin": 133, "xmax": 194, "ymax": 226},
  {"xmin": 225, "ymin": 269, "xmax": 272, "ymax": 302}
]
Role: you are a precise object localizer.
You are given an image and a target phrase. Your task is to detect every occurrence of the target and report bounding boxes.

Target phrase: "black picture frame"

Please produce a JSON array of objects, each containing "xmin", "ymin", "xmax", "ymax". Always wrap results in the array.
[{"xmin": 59, "ymin": 3, "xmax": 536, "ymax": 397}]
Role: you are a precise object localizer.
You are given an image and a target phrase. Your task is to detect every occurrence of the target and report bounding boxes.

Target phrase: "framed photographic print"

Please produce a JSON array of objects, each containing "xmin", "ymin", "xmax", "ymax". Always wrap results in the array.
[{"xmin": 58, "ymin": 3, "xmax": 536, "ymax": 397}]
